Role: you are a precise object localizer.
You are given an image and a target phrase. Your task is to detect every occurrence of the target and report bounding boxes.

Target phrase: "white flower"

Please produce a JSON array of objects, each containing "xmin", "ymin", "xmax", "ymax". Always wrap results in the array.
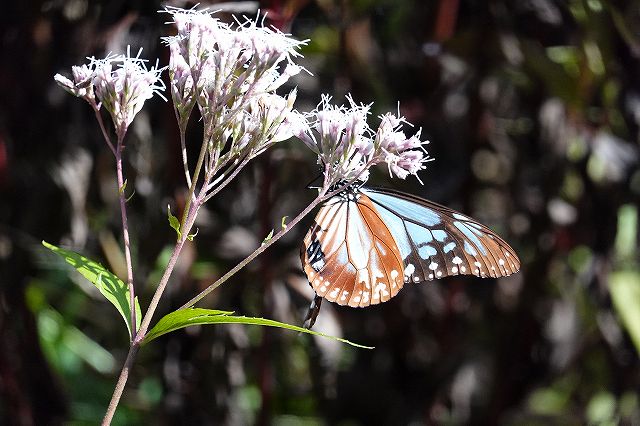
[
  {"xmin": 91, "ymin": 48, "xmax": 166, "ymax": 134},
  {"xmin": 298, "ymin": 95, "xmax": 432, "ymax": 186},
  {"xmin": 54, "ymin": 64, "xmax": 95, "ymax": 102},
  {"xmin": 162, "ymin": 6, "xmax": 307, "ymax": 177}
]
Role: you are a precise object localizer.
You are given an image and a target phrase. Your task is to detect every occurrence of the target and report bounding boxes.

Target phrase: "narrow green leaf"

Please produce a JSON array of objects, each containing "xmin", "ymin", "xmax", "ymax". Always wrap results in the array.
[
  {"xmin": 610, "ymin": 270, "xmax": 640, "ymax": 356},
  {"xmin": 143, "ymin": 308, "xmax": 234, "ymax": 343},
  {"xmin": 281, "ymin": 215, "xmax": 288, "ymax": 229},
  {"xmin": 119, "ymin": 179, "xmax": 127, "ymax": 195},
  {"xmin": 167, "ymin": 205, "xmax": 181, "ymax": 239},
  {"xmin": 42, "ymin": 241, "xmax": 142, "ymax": 339},
  {"xmin": 262, "ymin": 229, "xmax": 274, "ymax": 245},
  {"xmin": 143, "ymin": 308, "xmax": 373, "ymax": 349}
]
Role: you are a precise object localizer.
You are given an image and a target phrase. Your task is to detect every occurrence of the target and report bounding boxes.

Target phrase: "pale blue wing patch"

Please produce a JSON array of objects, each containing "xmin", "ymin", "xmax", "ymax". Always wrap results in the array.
[
  {"xmin": 364, "ymin": 191, "xmax": 441, "ymax": 226},
  {"xmin": 363, "ymin": 188, "xmax": 520, "ymax": 281}
]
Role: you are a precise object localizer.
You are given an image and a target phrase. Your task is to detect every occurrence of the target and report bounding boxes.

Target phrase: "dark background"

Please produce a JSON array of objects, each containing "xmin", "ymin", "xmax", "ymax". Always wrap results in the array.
[{"xmin": 1, "ymin": 0, "xmax": 639, "ymax": 425}]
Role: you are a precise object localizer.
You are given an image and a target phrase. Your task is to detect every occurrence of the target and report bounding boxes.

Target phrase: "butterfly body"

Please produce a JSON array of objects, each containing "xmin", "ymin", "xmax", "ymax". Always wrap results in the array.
[{"xmin": 301, "ymin": 186, "xmax": 520, "ymax": 308}]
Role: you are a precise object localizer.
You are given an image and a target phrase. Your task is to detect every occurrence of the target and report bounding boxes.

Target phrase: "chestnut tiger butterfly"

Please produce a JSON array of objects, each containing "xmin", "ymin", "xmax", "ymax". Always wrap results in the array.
[{"xmin": 300, "ymin": 184, "xmax": 520, "ymax": 327}]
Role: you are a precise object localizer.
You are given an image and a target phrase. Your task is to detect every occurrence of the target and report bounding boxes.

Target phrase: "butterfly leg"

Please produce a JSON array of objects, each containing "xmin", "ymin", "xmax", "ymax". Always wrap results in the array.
[{"xmin": 303, "ymin": 294, "xmax": 323, "ymax": 329}]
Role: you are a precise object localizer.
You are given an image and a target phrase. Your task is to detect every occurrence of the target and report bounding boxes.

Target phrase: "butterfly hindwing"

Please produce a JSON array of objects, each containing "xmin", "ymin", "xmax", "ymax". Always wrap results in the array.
[
  {"xmin": 301, "ymin": 192, "xmax": 405, "ymax": 307},
  {"xmin": 362, "ymin": 188, "xmax": 520, "ymax": 282}
]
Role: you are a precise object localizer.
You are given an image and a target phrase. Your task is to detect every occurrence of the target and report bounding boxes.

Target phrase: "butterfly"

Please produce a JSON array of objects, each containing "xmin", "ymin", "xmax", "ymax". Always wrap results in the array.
[{"xmin": 300, "ymin": 185, "xmax": 520, "ymax": 324}]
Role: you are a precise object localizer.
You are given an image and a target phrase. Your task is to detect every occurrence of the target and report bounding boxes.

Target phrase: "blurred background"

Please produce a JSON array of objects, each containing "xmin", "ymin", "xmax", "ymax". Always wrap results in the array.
[{"xmin": 1, "ymin": 0, "xmax": 640, "ymax": 424}]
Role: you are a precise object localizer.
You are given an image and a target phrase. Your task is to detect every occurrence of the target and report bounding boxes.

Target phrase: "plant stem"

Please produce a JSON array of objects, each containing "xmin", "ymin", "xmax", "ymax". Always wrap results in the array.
[
  {"xmin": 202, "ymin": 154, "xmax": 251, "ymax": 203},
  {"xmin": 180, "ymin": 134, "xmax": 209, "ymax": 230},
  {"xmin": 178, "ymin": 123, "xmax": 192, "ymax": 187},
  {"xmin": 102, "ymin": 216, "xmax": 192, "ymax": 425},
  {"xmin": 92, "ymin": 104, "xmax": 117, "ymax": 156},
  {"xmin": 115, "ymin": 137, "xmax": 137, "ymax": 340},
  {"xmin": 136, "ymin": 211, "xmax": 193, "ymax": 341},
  {"xmin": 178, "ymin": 187, "xmax": 329, "ymax": 310},
  {"xmin": 101, "ymin": 344, "xmax": 139, "ymax": 426}
]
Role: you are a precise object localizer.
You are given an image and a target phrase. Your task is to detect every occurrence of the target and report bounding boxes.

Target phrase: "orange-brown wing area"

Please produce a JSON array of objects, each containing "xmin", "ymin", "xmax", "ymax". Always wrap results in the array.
[{"xmin": 301, "ymin": 194, "xmax": 405, "ymax": 307}]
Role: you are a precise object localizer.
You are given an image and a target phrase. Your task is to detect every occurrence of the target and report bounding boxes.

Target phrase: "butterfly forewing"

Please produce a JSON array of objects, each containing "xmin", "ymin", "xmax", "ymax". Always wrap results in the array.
[
  {"xmin": 362, "ymin": 188, "xmax": 520, "ymax": 282},
  {"xmin": 301, "ymin": 192, "xmax": 405, "ymax": 307}
]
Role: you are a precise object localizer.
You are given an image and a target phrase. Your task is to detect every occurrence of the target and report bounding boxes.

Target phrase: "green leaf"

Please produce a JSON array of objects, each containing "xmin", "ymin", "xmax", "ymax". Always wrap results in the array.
[
  {"xmin": 586, "ymin": 391, "xmax": 617, "ymax": 425},
  {"xmin": 119, "ymin": 179, "xmax": 127, "ymax": 195},
  {"xmin": 143, "ymin": 308, "xmax": 373, "ymax": 349},
  {"xmin": 262, "ymin": 229, "xmax": 274, "ymax": 245},
  {"xmin": 281, "ymin": 215, "xmax": 288, "ymax": 229},
  {"xmin": 167, "ymin": 205, "xmax": 181, "ymax": 239},
  {"xmin": 610, "ymin": 270, "xmax": 640, "ymax": 356},
  {"xmin": 42, "ymin": 241, "xmax": 142, "ymax": 339},
  {"xmin": 615, "ymin": 204, "xmax": 637, "ymax": 261}
]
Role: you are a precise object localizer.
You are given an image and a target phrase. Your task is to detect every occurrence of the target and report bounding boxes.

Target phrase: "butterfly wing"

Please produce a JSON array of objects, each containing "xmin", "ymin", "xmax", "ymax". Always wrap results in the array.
[
  {"xmin": 301, "ymin": 192, "xmax": 405, "ymax": 307},
  {"xmin": 362, "ymin": 188, "xmax": 520, "ymax": 282}
]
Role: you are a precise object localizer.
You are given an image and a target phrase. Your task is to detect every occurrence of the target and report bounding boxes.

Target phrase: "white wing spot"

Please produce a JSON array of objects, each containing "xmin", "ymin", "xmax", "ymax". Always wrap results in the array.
[
  {"xmin": 474, "ymin": 261, "xmax": 481, "ymax": 267},
  {"xmin": 498, "ymin": 259, "xmax": 505, "ymax": 266},
  {"xmin": 428, "ymin": 273, "xmax": 433, "ymax": 279},
  {"xmin": 329, "ymin": 287, "xmax": 340, "ymax": 299},
  {"xmin": 452, "ymin": 266, "xmax": 458, "ymax": 274},
  {"xmin": 429, "ymin": 262, "xmax": 438, "ymax": 271},
  {"xmin": 436, "ymin": 271, "xmax": 443, "ymax": 277},
  {"xmin": 390, "ymin": 270, "xmax": 399, "ymax": 280},
  {"xmin": 452, "ymin": 256, "xmax": 462, "ymax": 265},
  {"xmin": 405, "ymin": 264, "xmax": 415, "ymax": 276},
  {"xmin": 505, "ymin": 252, "xmax": 510, "ymax": 257},
  {"xmin": 320, "ymin": 285, "xmax": 327, "ymax": 292},
  {"xmin": 460, "ymin": 266, "xmax": 466, "ymax": 272},
  {"xmin": 340, "ymin": 290, "xmax": 349, "ymax": 301},
  {"xmin": 353, "ymin": 296, "xmax": 361, "ymax": 303},
  {"xmin": 414, "ymin": 276, "xmax": 420, "ymax": 282}
]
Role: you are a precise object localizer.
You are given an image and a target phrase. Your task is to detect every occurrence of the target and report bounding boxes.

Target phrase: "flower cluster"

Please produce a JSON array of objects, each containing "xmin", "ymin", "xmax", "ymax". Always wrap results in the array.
[
  {"xmin": 296, "ymin": 95, "xmax": 432, "ymax": 186},
  {"xmin": 162, "ymin": 7, "xmax": 307, "ymax": 165},
  {"xmin": 54, "ymin": 64, "xmax": 95, "ymax": 102},
  {"xmin": 55, "ymin": 49, "xmax": 166, "ymax": 138}
]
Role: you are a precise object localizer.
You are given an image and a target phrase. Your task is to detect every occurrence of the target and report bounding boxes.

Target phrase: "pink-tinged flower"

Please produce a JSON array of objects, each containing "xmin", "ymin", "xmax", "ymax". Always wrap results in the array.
[
  {"xmin": 374, "ymin": 112, "xmax": 431, "ymax": 182},
  {"xmin": 163, "ymin": 7, "xmax": 306, "ymax": 130},
  {"xmin": 230, "ymin": 89, "xmax": 303, "ymax": 158},
  {"xmin": 162, "ymin": 6, "xmax": 308, "ymax": 187},
  {"xmin": 296, "ymin": 95, "xmax": 375, "ymax": 184},
  {"xmin": 54, "ymin": 64, "xmax": 96, "ymax": 102},
  {"xmin": 91, "ymin": 49, "xmax": 166, "ymax": 136},
  {"xmin": 298, "ymin": 95, "xmax": 431, "ymax": 186},
  {"xmin": 168, "ymin": 42, "xmax": 195, "ymax": 127}
]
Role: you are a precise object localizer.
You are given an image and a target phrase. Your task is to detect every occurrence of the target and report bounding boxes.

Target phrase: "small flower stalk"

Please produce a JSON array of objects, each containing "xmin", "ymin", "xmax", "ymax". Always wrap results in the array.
[{"xmin": 296, "ymin": 95, "xmax": 432, "ymax": 189}]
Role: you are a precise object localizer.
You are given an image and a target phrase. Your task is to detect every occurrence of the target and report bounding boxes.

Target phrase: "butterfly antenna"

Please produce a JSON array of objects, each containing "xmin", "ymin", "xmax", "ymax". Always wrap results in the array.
[{"xmin": 303, "ymin": 294, "xmax": 323, "ymax": 329}]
